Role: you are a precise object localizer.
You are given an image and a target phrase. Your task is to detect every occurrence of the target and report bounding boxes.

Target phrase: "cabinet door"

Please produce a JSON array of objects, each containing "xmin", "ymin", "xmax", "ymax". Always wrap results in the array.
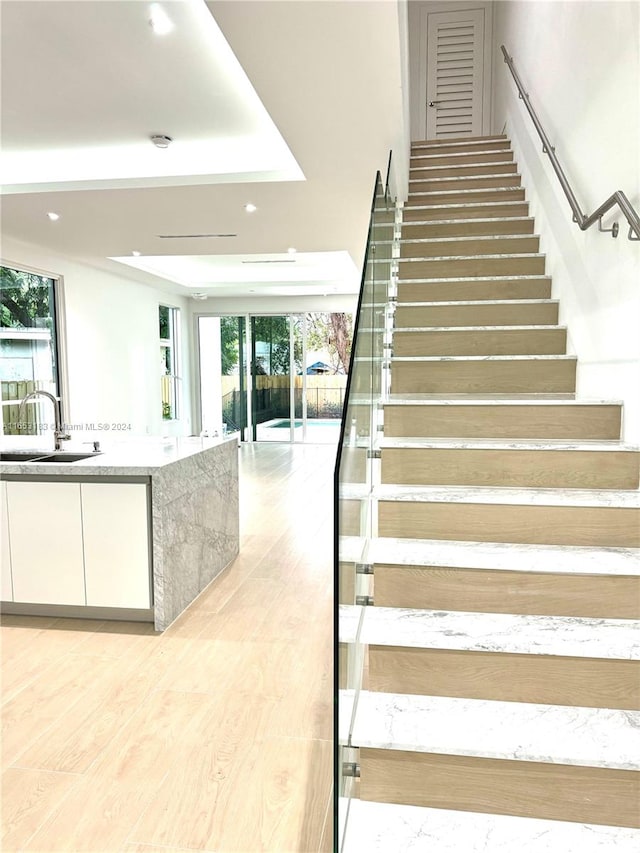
[
  {"xmin": 81, "ymin": 483, "xmax": 151, "ymax": 609},
  {"xmin": 1, "ymin": 481, "xmax": 13, "ymax": 601},
  {"xmin": 7, "ymin": 481, "xmax": 85, "ymax": 605}
]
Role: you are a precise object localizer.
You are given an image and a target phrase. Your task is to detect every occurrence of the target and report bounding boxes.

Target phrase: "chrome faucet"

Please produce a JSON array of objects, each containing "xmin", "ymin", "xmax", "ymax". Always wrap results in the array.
[{"xmin": 19, "ymin": 390, "xmax": 70, "ymax": 451}]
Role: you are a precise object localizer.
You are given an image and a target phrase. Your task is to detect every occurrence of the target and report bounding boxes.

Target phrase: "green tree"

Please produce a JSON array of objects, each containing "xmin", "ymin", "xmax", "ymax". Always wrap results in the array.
[
  {"xmin": 305, "ymin": 312, "xmax": 352, "ymax": 374},
  {"xmin": 1, "ymin": 267, "xmax": 55, "ymax": 329}
]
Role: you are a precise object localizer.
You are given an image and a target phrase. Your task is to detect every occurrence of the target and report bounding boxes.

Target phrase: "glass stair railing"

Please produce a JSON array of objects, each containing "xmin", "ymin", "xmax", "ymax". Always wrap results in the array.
[{"xmin": 334, "ymin": 168, "xmax": 398, "ymax": 851}]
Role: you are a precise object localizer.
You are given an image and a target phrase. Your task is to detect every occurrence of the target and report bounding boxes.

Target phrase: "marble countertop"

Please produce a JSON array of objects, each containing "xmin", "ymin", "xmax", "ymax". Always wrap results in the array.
[{"xmin": 0, "ymin": 435, "xmax": 238, "ymax": 477}]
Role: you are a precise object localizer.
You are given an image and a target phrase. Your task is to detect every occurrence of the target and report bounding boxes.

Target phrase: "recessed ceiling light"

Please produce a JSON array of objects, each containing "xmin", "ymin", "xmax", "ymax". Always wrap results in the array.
[
  {"xmin": 244, "ymin": 203, "xmax": 257, "ymax": 213},
  {"xmin": 149, "ymin": 4, "xmax": 174, "ymax": 35},
  {"xmin": 287, "ymin": 247, "xmax": 297, "ymax": 254},
  {"xmin": 150, "ymin": 134, "xmax": 172, "ymax": 149},
  {"xmin": 46, "ymin": 212, "xmax": 60, "ymax": 221},
  {"xmin": 132, "ymin": 250, "xmax": 141, "ymax": 256}
]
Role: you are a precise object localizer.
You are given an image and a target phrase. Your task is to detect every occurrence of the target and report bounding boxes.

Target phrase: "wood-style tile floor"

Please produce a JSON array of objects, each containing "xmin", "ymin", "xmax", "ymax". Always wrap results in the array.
[{"xmin": 1, "ymin": 443, "xmax": 335, "ymax": 853}]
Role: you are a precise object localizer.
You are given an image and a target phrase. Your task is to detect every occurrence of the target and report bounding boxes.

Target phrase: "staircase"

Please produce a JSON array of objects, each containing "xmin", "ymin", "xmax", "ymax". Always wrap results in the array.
[{"xmin": 339, "ymin": 135, "xmax": 640, "ymax": 850}]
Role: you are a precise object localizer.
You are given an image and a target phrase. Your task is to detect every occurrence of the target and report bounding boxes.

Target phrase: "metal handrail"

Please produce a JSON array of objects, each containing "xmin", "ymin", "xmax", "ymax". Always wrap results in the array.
[{"xmin": 501, "ymin": 45, "xmax": 640, "ymax": 241}]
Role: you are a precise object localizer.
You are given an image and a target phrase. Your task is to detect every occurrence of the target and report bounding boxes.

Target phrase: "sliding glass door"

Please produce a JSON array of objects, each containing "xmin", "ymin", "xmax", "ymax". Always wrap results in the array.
[{"xmin": 198, "ymin": 312, "xmax": 350, "ymax": 444}]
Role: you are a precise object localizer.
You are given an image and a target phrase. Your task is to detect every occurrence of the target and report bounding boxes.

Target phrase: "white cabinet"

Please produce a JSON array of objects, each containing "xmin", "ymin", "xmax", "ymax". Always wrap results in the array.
[
  {"xmin": 81, "ymin": 483, "xmax": 150, "ymax": 608},
  {"xmin": 1, "ymin": 481, "xmax": 13, "ymax": 601},
  {"xmin": 7, "ymin": 481, "xmax": 85, "ymax": 605}
]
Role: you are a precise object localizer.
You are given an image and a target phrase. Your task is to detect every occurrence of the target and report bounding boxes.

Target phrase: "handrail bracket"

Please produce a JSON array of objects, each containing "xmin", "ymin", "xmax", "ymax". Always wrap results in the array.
[{"xmin": 501, "ymin": 45, "xmax": 640, "ymax": 242}]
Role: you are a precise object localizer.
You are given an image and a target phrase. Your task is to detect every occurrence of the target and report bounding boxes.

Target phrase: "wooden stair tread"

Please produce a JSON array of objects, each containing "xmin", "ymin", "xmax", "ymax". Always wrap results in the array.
[
  {"xmin": 341, "ymin": 799, "xmax": 640, "ymax": 852},
  {"xmin": 343, "ymin": 690, "xmax": 640, "ymax": 770},
  {"xmin": 358, "ymin": 606, "xmax": 639, "ymax": 660}
]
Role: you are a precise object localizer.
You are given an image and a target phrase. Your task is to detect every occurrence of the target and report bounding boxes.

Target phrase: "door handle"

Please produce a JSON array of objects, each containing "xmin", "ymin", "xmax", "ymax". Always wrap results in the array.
[{"xmin": 428, "ymin": 101, "xmax": 441, "ymax": 107}]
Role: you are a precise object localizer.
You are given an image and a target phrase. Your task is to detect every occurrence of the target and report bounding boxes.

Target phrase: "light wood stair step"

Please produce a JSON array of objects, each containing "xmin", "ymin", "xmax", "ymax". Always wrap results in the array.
[
  {"xmin": 403, "ymin": 201, "xmax": 529, "ymax": 221},
  {"xmin": 341, "ymin": 799, "xmax": 640, "ymax": 852},
  {"xmin": 411, "ymin": 149, "xmax": 514, "ymax": 166},
  {"xmin": 411, "ymin": 136, "xmax": 510, "ymax": 155},
  {"xmin": 411, "ymin": 148, "xmax": 515, "ymax": 167},
  {"xmin": 390, "ymin": 355, "xmax": 576, "ymax": 394},
  {"xmin": 397, "ymin": 254, "xmax": 545, "ymax": 279},
  {"xmin": 394, "ymin": 300, "xmax": 558, "ymax": 327},
  {"xmin": 379, "ymin": 437, "xmax": 640, "ymax": 489},
  {"xmin": 396, "ymin": 278, "xmax": 552, "ymax": 302},
  {"xmin": 382, "ymin": 397, "xmax": 622, "ymax": 440},
  {"xmin": 346, "ymin": 691, "xmax": 640, "ymax": 826},
  {"xmin": 392, "ymin": 325, "xmax": 566, "ymax": 356},
  {"xmin": 410, "ymin": 161, "xmax": 518, "ymax": 179},
  {"xmin": 397, "ymin": 276, "xmax": 551, "ymax": 302},
  {"xmin": 365, "ymin": 536, "xmax": 640, "ymax": 618},
  {"xmin": 376, "ymin": 484, "xmax": 640, "ymax": 547},
  {"xmin": 363, "ymin": 607, "xmax": 639, "ymax": 708},
  {"xmin": 406, "ymin": 187, "xmax": 526, "ymax": 206},
  {"xmin": 401, "ymin": 217, "xmax": 535, "ymax": 238},
  {"xmin": 410, "ymin": 174, "xmax": 523, "ymax": 193},
  {"xmin": 399, "ymin": 234, "xmax": 540, "ymax": 259}
]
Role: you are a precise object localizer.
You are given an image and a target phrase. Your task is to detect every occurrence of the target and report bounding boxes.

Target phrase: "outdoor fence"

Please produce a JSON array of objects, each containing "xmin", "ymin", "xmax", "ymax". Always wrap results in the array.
[
  {"xmin": 221, "ymin": 375, "xmax": 347, "ymax": 427},
  {"xmin": 1, "ymin": 379, "xmax": 51, "ymax": 435}
]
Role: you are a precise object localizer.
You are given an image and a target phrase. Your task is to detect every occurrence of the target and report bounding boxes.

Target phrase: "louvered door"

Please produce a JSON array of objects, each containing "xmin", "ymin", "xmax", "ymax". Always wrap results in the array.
[{"xmin": 426, "ymin": 9, "xmax": 484, "ymax": 139}]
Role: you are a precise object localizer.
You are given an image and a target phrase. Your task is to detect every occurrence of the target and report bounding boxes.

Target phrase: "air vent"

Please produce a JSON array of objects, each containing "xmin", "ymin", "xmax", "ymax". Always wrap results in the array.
[
  {"xmin": 241, "ymin": 259, "xmax": 296, "ymax": 264},
  {"xmin": 157, "ymin": 233, "xmax": 237, "ymax": 239}
]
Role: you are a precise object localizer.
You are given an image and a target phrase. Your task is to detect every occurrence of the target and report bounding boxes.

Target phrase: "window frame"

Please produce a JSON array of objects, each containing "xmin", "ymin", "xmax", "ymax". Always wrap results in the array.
[
  {"xmin": 159, "ymin": 303, "xmax": 182, "ymax": 421},
  {"xmin": 0, "ymin": 259, "xmax": 69, "ymax": 436}
]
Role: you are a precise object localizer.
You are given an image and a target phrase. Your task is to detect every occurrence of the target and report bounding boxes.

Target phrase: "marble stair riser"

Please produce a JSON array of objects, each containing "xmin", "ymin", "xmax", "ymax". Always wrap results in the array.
[
  {"xmin": 401, "ymin": 218, "xmax": 535, "ymax": 239},
  {"xmin": 397, "ymin": 254, "xmax": 545, "ymax": 279},
  {"xmin": 403, "ymin": 202, "xmax": 530, "ymax": 221},
  {"xmin": 373, "ymin": 563, "xmax": 640, "ymax": 619},
  {"xmin": 377, "ymin": 501, "xmax": 640, "ymax": 547},
  {"xmin": 410, "ymin": 162, "xmax": 518, "ymax": 179},
  {"xmin": 410, "ymin": 175, "xmax": 523, "ymax": 194},
  {"xmin": 394, "ymin": 302, "xmax": 557, "ymax": 326},
  {"xmin": 380, "ymin": 447, "xmax": 640, "ymax": 490},
  {"xmin": 367, "ymin": 646, "xmax": 639, "ymax": 710},
  {"xmin": 410, "ymin": 149, "xmax": 515, "ymax": 168},
  {"xmin": 396, "ymin": 278, "xmax": 551, "ymax": 302},
  {"xmin": 392, "ymin": 327, "xmax": 567, "ymax": 356},
  {"xmin": 390, "ymin": 359, "xmax": 576, "ymax": 394},
  {"xmin": 399, "ymin": 235, "xmax": 539, "ymax": 259},
  {"xmin": 358, "ymin": 748, "xmax": 640, "ymax": 829},
  {"xmin": 406, "ymin": 188, "xmax": 526, "ymax": 206}
]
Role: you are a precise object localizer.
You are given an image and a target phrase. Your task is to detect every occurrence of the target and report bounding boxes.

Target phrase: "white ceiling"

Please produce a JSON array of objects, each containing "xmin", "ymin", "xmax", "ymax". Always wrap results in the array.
[{"xmin": 0, "ymin": 0, "xmax": 407, "ymax": 299}]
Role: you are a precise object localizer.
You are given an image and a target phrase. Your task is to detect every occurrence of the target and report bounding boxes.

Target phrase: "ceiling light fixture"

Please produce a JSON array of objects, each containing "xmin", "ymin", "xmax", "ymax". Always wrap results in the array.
[
  {"xmin": 46, "ymin": 212, "xmax": 60, "ymax": 221},
  {"xmin": 191, "ymin": 292, "xmax": 208, "ymax": 301},
  {"xmin": 149, "ymin": 4, "xmax": 174, "ymax": 35},
  {"xmin": 244, "ymin": 203, "xmax": 257, "ymax": 213},
  {"xmin": 150, "ymin": 134, "xmax": 172, "ymax": 149}
]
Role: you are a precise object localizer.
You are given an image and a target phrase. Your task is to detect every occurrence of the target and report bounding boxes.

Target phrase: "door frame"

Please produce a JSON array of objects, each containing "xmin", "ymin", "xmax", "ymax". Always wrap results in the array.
[{"xmin": 412, "ymin": 1, "xmax": 493, "ymax": 141}]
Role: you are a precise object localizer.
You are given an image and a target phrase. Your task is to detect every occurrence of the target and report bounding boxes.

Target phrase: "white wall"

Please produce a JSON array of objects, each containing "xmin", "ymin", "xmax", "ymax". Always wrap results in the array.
[
  {"xmin": 492, "ymin": 1, "xmax": 640, "ymax": 441},
  {"xmin": 1, "ymin": 236, "xmax": 193, "ymax": 442}
]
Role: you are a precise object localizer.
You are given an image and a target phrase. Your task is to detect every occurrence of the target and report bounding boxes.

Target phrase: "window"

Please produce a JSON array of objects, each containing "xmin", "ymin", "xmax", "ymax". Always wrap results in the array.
[
  {"xmin": 0, "ymin": 265, "xmax": 63, "ymax": 437},
  {"xmin": 159, "ymin": 304, "xmax": 181, "ymax": 420}
]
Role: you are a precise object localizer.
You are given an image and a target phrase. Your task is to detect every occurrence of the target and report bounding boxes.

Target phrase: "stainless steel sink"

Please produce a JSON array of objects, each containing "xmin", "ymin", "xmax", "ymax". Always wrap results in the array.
[
  {"xmin": 0, "ymin": 451, "xmax": 102, "ymax": 463},
  {"xmin": 0, "ymin": 452, "xmax": 50, "ymax": 461},
  {"xmin": 36, "ymin": 452, "xmax": 102, "ymax": 463}
]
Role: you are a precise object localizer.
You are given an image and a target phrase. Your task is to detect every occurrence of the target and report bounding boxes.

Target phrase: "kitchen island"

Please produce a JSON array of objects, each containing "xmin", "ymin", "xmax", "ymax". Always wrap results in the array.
[{"xmin": 0, "ymin": 436, "xmax": 239, "ymax": 631}]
